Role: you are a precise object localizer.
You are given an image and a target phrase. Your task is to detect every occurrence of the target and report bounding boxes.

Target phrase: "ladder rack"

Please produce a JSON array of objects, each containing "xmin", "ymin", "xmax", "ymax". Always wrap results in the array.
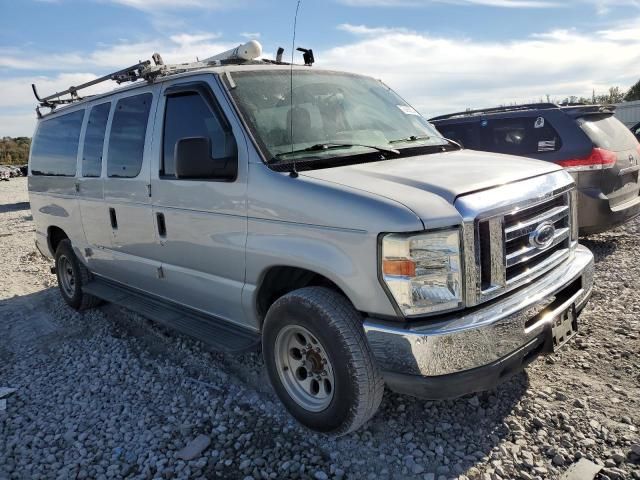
[
  {"xmin": 31, "ymin": 40, "xmax": 314, "ymax": 116},
  {"xmin": 32, "ymin": 60, "xmax": 151, "ymax": 110}
]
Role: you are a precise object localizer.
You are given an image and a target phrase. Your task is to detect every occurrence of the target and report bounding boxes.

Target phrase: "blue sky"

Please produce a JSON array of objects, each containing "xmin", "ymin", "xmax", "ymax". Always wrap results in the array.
[{"xmin": 1, "ymin": 0, "xmax": 640, "ymax": 136}]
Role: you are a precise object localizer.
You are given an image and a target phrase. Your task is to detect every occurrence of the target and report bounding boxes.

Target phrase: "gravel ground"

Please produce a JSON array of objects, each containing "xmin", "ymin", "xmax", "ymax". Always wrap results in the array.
[{"xmin": 0, "ymin": 177, "xmax": 638, "ymax": 480}]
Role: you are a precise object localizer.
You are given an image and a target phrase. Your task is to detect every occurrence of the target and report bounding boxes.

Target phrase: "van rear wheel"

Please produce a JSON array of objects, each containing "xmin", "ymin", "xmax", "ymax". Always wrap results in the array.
[
  {"xmin": 262, "ymin": 287, "xmax": 384, "ymax": 436},
  {"xmin": 55, "ymin": 239, "xmax": 101, "ymax": 310}
]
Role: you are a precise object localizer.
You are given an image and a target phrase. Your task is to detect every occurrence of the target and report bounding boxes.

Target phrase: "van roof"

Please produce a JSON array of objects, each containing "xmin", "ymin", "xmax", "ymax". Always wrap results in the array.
[{"xmin": 35, "ymin": 62, "xmax": 360, "ymax": 120}]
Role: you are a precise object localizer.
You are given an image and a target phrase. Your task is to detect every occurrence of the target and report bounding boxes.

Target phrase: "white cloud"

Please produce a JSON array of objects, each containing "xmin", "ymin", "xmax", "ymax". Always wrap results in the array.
[
  {"xmin": 338, "ymin": 0, "xmax": 561, "ymax": 7},
  {"xmin": 321, "ymin": 21, "xmax": 640, "ymax": 117},
  {"xmin": 0, "ymin": 35, "xmax": 237, "ymax": 71},
  {"xmin": 0, "ymin": 73, "xmax": 120, "ymax": 136},
  {"xmin": 338, "ymin": 0, "xmax": 640, "ymax": 10},
  {"xmin": 108, "ymin": 0, "xmax": 233, "ymax": 11},
  {"xmin": 241, "ymin": 32, "xmax": 261, "ymax": 39},
  {"xmin": 0, "ymin": 112, "xmax": 39, "ymax": 138},
  {"xmin": 337, "ymin": 23, "xmax": 413, "ymax": 35},
  {"xmin": 169, "ymin": 33, "xmax": 222, "ymax": 45}
]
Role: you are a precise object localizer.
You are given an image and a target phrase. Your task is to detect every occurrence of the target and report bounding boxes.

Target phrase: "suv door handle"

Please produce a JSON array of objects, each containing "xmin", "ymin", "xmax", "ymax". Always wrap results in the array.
[
  {"xmin": 109, "ymin": 207, "xmax": 118, "ymax": 230},
  {"xmin": 156, "ymin": 212, "xmax": 167, "ymax": 237}
]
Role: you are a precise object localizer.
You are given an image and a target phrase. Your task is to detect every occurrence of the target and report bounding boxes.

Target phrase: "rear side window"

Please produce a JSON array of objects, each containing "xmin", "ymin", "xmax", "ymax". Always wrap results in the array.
[
  {"xmin": 31, "ymin": 110, "xmax": 84, "ymax": 176},
  {"xmin": 162, "ymin": 92, "xmax": 237, "ymax": 178},
  {"xmin": 481, "ymin": 116, "xmax": 561, "ymax": 155},
  {"xmin": 82, "ymin": 102, "xmax": 110, "ymax": 177},
  {"xmin": 107, "ymin": 93, "xmax": 152, "ymax": 178},
  {"xmin": 577, "ymin": 114, "xmax": 638, "ymax": 152}
]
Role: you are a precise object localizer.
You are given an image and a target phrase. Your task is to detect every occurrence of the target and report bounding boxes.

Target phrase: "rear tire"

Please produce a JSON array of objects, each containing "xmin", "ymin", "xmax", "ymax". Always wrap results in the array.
[
  {"xmin": 262, "ymin": 287, "xmax": 384, "ymax": 436},
  {"xmin": 54, "ymin": 239, "xmax": 102, "ymax": 310}
]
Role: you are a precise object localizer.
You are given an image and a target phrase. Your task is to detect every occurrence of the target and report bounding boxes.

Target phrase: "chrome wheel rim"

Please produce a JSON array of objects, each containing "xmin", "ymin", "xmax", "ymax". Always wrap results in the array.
[
  {"xmin": 274, "ymin": 325, "xmax": 335, "ymax": 412},
  {"xmin": 58, "ymin": 255, "xmax": 75, "ymax": 298}
]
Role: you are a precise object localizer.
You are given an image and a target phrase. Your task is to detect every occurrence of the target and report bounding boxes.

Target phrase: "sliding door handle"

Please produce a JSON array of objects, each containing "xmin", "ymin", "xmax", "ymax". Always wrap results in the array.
[
  {"xmin": 109, "ymin": 208, "xmax": 118, "ymax": 230},
  {"xmin": 156, "ymin": 212, "xmax": 167, "ymax": 237}
]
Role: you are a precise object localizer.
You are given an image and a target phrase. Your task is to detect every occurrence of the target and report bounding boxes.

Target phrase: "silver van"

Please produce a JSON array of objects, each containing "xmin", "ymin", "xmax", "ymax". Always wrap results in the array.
[{"xmin": 29, "ymin": 51, "xmax": 594, "ymax": 435}]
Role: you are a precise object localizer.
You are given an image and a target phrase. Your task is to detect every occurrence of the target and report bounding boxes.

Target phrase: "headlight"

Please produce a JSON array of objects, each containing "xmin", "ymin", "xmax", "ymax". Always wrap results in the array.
[{"xmin": 381, "ymin": 228, "xmax": 463, "ymax": 316}]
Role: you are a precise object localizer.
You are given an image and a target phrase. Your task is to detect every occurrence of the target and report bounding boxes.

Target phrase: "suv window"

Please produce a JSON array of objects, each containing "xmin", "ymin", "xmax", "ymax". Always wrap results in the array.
[
  {"xmin": 107, "ymin": 93, "xmax": 152, "ymax": 178},
  {"xmin": 577, "ymin": 114, "xmax": 638, "ymax": 152},
  {"xmin": 82, "ymin": 102, "xmax": 110, "ymax": 177},
  {"xmin": 31, "ymin": 110, "xmax": 84, "ymax": 176},
  {"xmin": 436, "ymin": 123, "xmax": 478, "ymax": 149},
  {"xmin": 481, "ymin": 116, "xmax": 561, "ymax": 155},
  {"xmin": 162, "ymin": 92, "xmax": 237, "ymax": 178}
]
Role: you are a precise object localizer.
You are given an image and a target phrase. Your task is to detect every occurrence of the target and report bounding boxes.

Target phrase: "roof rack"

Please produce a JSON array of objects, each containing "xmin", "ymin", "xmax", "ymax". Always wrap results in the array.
[
  {"xmin": 429, "ymin": 103, "xmax": 560, "ymax": 122},
  {"xmin": 32, "ymin": 60, "xmax": 151, "ymax": 113},
  {"xmin": 32, "ymin": 40, "xmax": 267, "ymax": 116},
  {"xmin": 429, "ymin": 102, "xmax": 618, "ymax": 123}
]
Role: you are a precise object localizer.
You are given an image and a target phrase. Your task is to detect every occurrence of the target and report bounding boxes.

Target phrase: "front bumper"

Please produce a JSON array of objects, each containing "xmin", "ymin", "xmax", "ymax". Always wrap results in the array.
[{"xmin": 363, "ymin": 245, "xmax": 594, "ymax": 399}]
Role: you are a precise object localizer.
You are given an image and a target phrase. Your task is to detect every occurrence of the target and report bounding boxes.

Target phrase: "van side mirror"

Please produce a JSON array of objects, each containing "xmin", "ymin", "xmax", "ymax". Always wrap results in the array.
[{"xmin": 175, "ymin": 137, "xmax": 236, "ymax": 180}]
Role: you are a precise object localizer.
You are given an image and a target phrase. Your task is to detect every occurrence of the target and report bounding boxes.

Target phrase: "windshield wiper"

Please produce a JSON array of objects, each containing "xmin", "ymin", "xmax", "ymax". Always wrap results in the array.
[
  {"xmin": 271, "ymin": 142, "xmax": 400, "ymax": 163},
  {"xmin": 388, "ymin": 134, "xmax": 431, "ymax": 144},
  {"xmin": 389, "ymin": 134, "xmax": 463, "ymax": 150}
]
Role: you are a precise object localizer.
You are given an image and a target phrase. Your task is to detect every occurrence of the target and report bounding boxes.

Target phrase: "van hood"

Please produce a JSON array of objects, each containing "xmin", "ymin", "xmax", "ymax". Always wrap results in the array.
[{"xmin": 300, "ymin": 149, "xmax": 562, "ymax": 227}]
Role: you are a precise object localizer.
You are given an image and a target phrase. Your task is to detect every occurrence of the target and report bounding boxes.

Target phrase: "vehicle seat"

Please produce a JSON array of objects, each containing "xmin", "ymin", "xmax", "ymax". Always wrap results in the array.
[{"xmin": 287, "ymin": 106, "xmax": 314, "ymax": 143}]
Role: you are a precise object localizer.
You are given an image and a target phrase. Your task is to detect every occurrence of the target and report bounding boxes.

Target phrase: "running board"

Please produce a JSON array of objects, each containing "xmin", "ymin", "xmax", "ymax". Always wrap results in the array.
[{"xmin": 83, "ymin": 278, "xmax": 260, "ymax": 353}]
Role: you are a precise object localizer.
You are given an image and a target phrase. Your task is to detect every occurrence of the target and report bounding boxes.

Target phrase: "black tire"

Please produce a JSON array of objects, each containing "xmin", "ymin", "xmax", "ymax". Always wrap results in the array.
[
  {"xmin": 54, "ymin": 239, "xmax": 102, "ymax": 310},
  {"xmin": 262, "ymin": 287, "xmax": 384, "ymax": 435}
]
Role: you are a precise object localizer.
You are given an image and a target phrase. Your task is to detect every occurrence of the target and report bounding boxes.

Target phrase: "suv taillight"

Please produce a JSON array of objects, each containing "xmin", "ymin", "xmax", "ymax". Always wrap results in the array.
[{"xmin": 556, "ymin": 147, "xmax": 617, "ymax": 171}]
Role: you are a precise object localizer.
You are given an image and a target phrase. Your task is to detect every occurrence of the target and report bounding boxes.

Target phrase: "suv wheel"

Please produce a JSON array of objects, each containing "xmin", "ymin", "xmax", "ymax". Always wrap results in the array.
[
  {"xmin": 55, "ymin": 239, "xmax": 101, "ymax": 310},
  {"xmin": 262, "ymin": 287, "xmax": 384, "ymax": 435}
]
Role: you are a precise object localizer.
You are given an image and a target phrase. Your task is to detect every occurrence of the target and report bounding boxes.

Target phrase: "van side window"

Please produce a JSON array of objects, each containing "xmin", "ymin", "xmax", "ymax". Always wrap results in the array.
[
  {"xmin": 162, "ymin": 92, "xmax": 237, "ymax": 178},
  {"xmin": 31, "ymin": 110, "xmax": 84, "ymax": 176},
  {"xmin": 481, "ymin": 117, "xmax": 562, "ymax": 155},
  {"xmin": 82, "ymin": 102, "xmax": 110, "ymax": 177},
  {"xmin": 107, "ymin": 93, "xmax": 152, "ymax": 178}
]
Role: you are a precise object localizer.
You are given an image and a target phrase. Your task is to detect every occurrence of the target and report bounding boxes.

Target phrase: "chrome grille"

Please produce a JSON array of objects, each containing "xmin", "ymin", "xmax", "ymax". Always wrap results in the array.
[
  {"xmin": 502, "ymin": 194, "xmax": 571, "ymax": 285},
  {"xmin": 456, "ymin": 171, "xmax": 577, "ymax": 308},
  {"xmin": 476, "ymin": 192, "xmax": 572, "ymax": 301}
]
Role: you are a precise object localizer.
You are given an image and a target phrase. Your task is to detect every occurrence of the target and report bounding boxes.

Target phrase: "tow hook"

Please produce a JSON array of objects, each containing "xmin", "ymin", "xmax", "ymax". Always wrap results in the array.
[{"xmin": 50, "ymin": 266, "xmax": 56, "ymax": 275}]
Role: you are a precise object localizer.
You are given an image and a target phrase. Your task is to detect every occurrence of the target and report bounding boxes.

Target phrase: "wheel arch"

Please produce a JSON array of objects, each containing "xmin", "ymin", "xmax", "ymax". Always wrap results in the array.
[
  {"xmin": 255, "ymin": 265, "xmax": 354, "ymax": 326},
  {"xmin": 47, "ymin": 225, "xmax": 69, "ymax": 256}
]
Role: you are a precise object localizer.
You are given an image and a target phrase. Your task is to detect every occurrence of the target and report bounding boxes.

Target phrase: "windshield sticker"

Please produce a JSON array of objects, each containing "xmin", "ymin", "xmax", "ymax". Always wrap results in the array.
[
  {"xmin": 534, "ymin": 117, "xmax": 545, "ymax": 129},
  {"xmin": 397, "ymin": 105, "xmax": 420, "ymax": 116},
  {"xmin": 538, "ymin": 140, "xmax": 556, "ymax": 152}
]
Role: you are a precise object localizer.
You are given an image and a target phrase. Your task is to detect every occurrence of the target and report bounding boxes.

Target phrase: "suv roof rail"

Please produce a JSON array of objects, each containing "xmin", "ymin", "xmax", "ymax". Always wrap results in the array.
[
  {"xmin": 32, "ymin": 40, "xmax": 267, "ymax": 116},
  {"xmin": 429, "ymin": 103, "xmax": 559, "ymax": 122},
  {"xmin": 559, "ymin": 104, "xmax": 616, "ymax": 117}
]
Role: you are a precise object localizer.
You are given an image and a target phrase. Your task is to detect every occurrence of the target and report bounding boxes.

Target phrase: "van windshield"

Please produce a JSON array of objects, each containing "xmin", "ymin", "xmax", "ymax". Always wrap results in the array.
[{"xmin": 229, "ymin": 70, "xmax": 448, "ymax": 167}]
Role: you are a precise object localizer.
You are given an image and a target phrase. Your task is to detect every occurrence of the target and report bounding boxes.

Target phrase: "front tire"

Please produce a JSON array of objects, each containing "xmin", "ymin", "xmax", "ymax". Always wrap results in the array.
[
  {"xmin": 262, "ymin": 287, "xmax": 384, "ymax": 435},
  {"xmin": 55, "ymin": 239, "xmax": 101, "ymax": 310}
]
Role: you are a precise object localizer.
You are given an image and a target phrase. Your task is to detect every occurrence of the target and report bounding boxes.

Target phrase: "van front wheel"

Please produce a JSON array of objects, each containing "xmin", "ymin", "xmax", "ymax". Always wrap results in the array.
[
  {"xmin": 55, "ymin": 239, "xmax": 101, "ymax": 310},
  {"xmin": 262, "ymin": 287, "xmax": 384, "ymax": 435}
]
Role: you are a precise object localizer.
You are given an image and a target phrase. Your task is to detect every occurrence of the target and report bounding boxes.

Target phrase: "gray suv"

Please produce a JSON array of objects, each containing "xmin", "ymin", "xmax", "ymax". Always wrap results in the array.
[
  {"xmin": 29, "ymin": 55, "xmax": 594, "ymax": 435},
  {"xmin": 431, "ymin": 104, "xmax": 640, "ymax": 235}
]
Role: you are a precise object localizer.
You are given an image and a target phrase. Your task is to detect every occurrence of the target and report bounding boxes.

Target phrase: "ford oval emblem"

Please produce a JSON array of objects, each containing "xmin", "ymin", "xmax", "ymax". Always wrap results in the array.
[{"xmin": 529, "ymin": 221, "xmax": 555, "ymax": 250}]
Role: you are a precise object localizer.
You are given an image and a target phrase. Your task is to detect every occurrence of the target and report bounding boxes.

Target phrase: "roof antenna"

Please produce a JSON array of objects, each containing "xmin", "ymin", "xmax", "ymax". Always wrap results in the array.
[{"xmin": 289, "ymin": 0, "xmax": 302, "ymax": 178}]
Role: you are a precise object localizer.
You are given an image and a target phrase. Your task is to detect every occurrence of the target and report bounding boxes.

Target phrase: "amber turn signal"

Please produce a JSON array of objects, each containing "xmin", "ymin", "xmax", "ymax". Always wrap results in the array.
[{"xmin": 382, "ymin": 259, "xmax": 416, "ymax": 277}]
